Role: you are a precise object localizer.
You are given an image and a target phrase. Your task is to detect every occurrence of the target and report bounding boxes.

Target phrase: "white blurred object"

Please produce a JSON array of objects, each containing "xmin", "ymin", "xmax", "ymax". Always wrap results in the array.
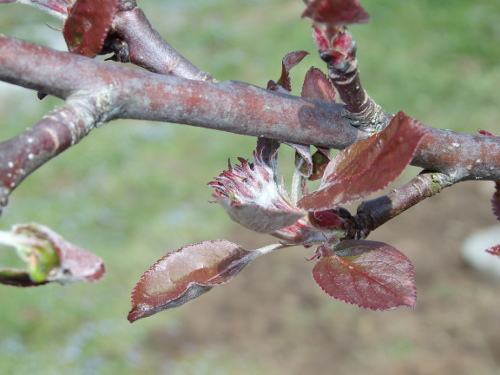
[{"xmin": 462, "ymin": 226, "xmax": 500, "ymax": 278}]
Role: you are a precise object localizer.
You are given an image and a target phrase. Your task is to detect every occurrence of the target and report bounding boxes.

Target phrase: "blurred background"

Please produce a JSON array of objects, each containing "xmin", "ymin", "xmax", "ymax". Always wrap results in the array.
[{"xmin": 0, "ymin": 0, "xmax": 499, "ymax": 374}]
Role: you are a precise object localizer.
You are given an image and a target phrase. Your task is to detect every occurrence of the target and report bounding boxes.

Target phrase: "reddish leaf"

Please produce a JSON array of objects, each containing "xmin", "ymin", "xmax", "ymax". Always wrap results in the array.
[
  {"xmin": 268, "ymin": 51, "xmax": 309, "ymax": 92},
  {"xmin": 312, "ymin": 240, "xmax": 416, "ymax": 310},
  {"xmin": 36, "ymin": 225, "xmax": 105, "ymax": 283},
  {"xmin": 301, "ymin": 67, "xmax": 336, "ymax": 102},
  {"xmin": 302, "ymin": 0, "xmax": 370, "ymax": 27},
  {"xmin": 478, "ymin": 129, "xmax": 495, "ymax": 137},
  {"xmin": 298, "ymin": 112, "xmax": 428, "ymax": 210},
  {"xmin": 271, "ymin": 218, "xmax": 336, "ymax": 245},
  {"xmin": 282, "ymin": 51, "xmax": 310, "ymax": 71},
  {"xmin": 256, "ymin": 137, "xmax": 280, "ymax": 168},
  {"xmin": 302, "ymin": 0, "xmax": 367, "ymax": 61},
  {"xmin": 128, "ymin": 240, "xmax": 257, "ymax": 322},
  {"xmin": 493, "ymin": 182, "xmax": 500, "ymax": 223},
  {"xmin": 63, "ymin": 0, "xmax": 119, "ymax": 57},
  {"xmin": 486, "ymin": 245, "xmax": 500, "ymax": 257},
  {"xmin": 1, "ymin": 0, "xmax": 72, "ymax": 19},
  {"xmin": 479, "ymin": 131, "xmax": 500, "ymax": 224},
  {"xmin": 33, "ymin": 0, "xmax": 72, "ymax": 16},
  {"xmin": 215, "ymin": 197, "xmax": 304, "ymax": 233},
  {"xmin": 280, "ymin": 142, "xmax": 313, "ymax": 178},
  {"xmin": 308, "ymin": 208, "xmax": 345, "ymax": 230}
]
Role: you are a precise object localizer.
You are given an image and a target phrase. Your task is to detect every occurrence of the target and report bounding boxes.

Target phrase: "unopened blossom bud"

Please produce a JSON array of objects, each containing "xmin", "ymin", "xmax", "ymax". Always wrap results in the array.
[{"xmin": 209, "ymin": 150, "xmax": 304, "ymax": 234}]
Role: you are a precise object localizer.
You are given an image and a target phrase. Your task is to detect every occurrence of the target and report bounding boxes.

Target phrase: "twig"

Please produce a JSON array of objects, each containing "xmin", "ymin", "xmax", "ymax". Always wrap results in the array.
[
  {"xmin": 0, "ymin": 36, "xmax": 499, "ymax": 196},
  {"xmin": 0, "ymin": 92, "xmax": 110, "ymax": 211},
  {"xmin": 346, "ymin": 173, "xmax": 454, "ymax": 238},
  {"xmin": 112, "ymin": 1, "xmax": 216, "ymax": 81}
]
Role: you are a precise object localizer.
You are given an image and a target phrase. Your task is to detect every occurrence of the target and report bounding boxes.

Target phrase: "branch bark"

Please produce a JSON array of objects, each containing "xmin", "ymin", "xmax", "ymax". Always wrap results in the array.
[
  {"xmin": 347, "ymin": 173, "xmax": 453, "ymax": 239},
  {"xmin": 0, "ymin": 34, "xmax": 499, "ymax": 215},
  {"xmin": 0, "ymin": 92, "xmax": 111, "ymax": 210},
  {"xmin": 112, "ymin": 2, "xmax": 216, "ymax": 82},
  {"xmin": 321, "ymin": 27, "xmax": 385, "ymax": 133}
]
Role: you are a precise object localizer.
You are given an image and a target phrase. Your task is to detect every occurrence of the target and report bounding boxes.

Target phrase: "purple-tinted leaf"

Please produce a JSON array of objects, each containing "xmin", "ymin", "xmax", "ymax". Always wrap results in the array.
[
  {"xmin": 210, "ymin": 148, "xmax": 304, "ymax": 233},
  {"xmin": 33, "ymin": 0, "xmax": 72, "ymax": 15},
  {"xmin": 216, "ymin": 197, "xmax": 304, "ymax": 233},
  {"xmin": 298, "ymin": 112, "xmax": 428, "ymax": 210},
  {"xmin": 268, "ymin": 51, "xmax": 309, "ymax": 92},
  {"xmin": 281, "ymin": 142, "xmax": 313, "ymax": 178},
  {"xmin": 302, "ymin": 0, "xmax": 370, "ymax": 27},
  {"xmin": 281, "ymin": 142, "xmax": 311, "ymax": 162},
  {"xmin": 312, "ymin": 240, "xmax": 416, "ymax": 310},
  {"xmin": 479, "ymin": 130, "xmax": 500, "ymax": 224},
  {"xmin": 39, "ymin": 225, "xmax": 105, "ymax": 283},
  {"xmin": 282, "ymin": 50, "xmax": 310, "ymax": 72},
  {"xmin": 302, "ymin": 0, "xmax": 367, "ymax": 60},
  {"xmin": 0, "ymin": 0, "xmax": 72, "ymax": 19},
  {"xmin": 478, "ymin": 131, "xmax": 500, "ymax": 224},
  {"xmin": 256, "ymin": 137, "xmax": 280, "ymax": 169},
  {"xmin": 308, "ymin": 208, "xmax": 345, "ymax": 230},
  {"xmin": 63, "ymin": 0, "xmax": 119, "ymax": 57},
  {"xmin": 271, "ymin": 218, "xmax": 337, "ymax": 245},
  {"xmin": 0, "ymin": 223, "xmax": 105, "ymax": 286},
  {"xmin": 493, "ymin": 182, "xmax": 500, "ymax": 223},
  {"xmin": 486, "ymin": 245, "xmax": 500, "ymax": 257},
  {"xmin": 128, "ymin": 240, "xmax": 257, "ymax": 322},
  {"xmin": 478, "ymin": 129, "xmax": 495, "ymax": 137},
  {"xmin": 301, "ymin": 67, "xmax": 336, "ymax": 102}
]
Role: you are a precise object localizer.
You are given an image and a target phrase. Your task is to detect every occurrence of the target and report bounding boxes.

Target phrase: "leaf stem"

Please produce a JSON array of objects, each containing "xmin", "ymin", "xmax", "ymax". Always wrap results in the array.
[
  {"xmin": 0, "ymin": 229, "xmax": 44, "ymax": 250},
  {"xmin": 254, "ymin": 243, "xmax": 289, "ymax": 256},
  {"xmin": 0, "ymin": 230, "xmax": 18, "ymax": 248}
]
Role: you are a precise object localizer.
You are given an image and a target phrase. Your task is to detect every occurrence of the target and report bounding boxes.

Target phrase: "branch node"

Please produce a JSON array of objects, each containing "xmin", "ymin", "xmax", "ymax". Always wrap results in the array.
[{"xmin": 341, "ymin": 100, "xmax": 386, "ymax": 134}]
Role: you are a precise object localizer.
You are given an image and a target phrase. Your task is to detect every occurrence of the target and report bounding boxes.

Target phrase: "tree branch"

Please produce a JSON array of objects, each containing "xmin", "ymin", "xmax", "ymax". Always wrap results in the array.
[
  {"xmin": 0, "ymin": 35, "xmax": 499, "ymax": 198},
  {"xmin": 0, "ymin": 35, "xmax": 360, "ymax": 145},
  {"xmin": 0, "ymin": 92, "xmax": 111, "ymax": 211},
  {"xmin": 345, "ymin": 172, "xmax": 453, "ymax": 239},
  {"xmin": 112, "ymin": 2, "xmax": 216, "ymax": 82},
  {"xmin": 320, "ymin": 27, "xmax": 385, "ymax": 133}
]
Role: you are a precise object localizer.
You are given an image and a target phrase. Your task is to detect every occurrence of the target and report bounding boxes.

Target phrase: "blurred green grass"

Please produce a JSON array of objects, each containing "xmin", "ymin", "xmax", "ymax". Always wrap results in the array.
[{"xmin": 0, "ymin": 0, "xmax": 499, "ymax": 374}]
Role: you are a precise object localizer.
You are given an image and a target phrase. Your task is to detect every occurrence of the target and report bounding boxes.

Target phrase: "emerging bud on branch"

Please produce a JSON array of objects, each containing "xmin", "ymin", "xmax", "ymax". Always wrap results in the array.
[
  {"xmin": 209, "ymin": 149, "xmax": 305, "ymax": 234},
  {"xmin": 309, "ymin": 208, "xmax": 347, "ymax": 230}
]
